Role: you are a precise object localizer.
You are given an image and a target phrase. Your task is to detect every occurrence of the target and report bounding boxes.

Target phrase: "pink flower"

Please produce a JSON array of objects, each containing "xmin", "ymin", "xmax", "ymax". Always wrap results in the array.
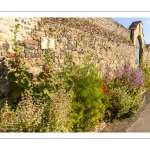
[{"xmin": 3, "ymin": 112, "xmax": 12, "ymax": 121}]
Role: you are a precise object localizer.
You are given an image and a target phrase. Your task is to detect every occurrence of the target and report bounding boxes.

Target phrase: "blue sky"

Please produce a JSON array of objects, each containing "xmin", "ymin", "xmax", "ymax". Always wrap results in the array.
[{"xmin": 112, "ymin": 18, "xmax": 150, "ymax": 44}]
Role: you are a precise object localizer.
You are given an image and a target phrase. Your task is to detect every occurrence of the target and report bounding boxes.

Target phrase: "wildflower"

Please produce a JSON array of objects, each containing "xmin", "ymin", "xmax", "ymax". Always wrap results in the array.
[
  {"xmin": 114, "ymin": 62, "xmax": 145, "ymax": 89},
  {"xmin": 3, "ymin": 112, "xmax": 12, "ymax": 122},
  {"xmin": 14, "ymin": 65, "xmax": 18, "ymax": 70},
  {"xmin": 5, "ymin": 112, "xmax": 12, "ymax": 118},
  {"xmin": 102, "ymin": 85, "xmax": 114, "ymax": 96},
  {"xmin": 115, "ymin": 104, "xmax": 120, "ymax": 109},
  {"xmin": 42, "ymin": 65, "xmax": 45, "ymax": 70},
  {"xmin": 104, "ymin": 63, "xmax": 112, "ymax": 82},
  {"xmin": 128, "ymin": 68, "xmax": 145, "ymax": 88},
  {"xmin": 123, "ymin": 62, "xmax": 132, "ymax": 83},
  {"xmin": 115, "ymin": 65, "xmax": 124, "ymax": 80}
]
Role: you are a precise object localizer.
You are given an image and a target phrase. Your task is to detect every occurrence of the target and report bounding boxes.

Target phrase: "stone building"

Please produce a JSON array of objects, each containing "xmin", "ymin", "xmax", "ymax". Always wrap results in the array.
[
  {"xmin": 0, "ymin": 17, "xmax": 149, "ymax": 100},
  {"xmin": 129, "ymin": 21, "xmax": 148, "ymax": 68}
]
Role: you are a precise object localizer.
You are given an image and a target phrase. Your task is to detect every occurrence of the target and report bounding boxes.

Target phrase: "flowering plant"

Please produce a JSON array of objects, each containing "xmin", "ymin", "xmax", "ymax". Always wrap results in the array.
[
  {"xmin": 102, "ymin": 62, "xmax": 145, "ymax": 119},
  {"xmin": 8, "ymin": 24, "xmax": 33, "ymax": 101}
]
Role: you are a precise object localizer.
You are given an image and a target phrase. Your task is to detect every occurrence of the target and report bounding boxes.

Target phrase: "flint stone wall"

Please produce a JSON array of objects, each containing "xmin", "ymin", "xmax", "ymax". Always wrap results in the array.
[{"xmin": 0, "ymin": 17, "xmax": 136, "ymax": 99}]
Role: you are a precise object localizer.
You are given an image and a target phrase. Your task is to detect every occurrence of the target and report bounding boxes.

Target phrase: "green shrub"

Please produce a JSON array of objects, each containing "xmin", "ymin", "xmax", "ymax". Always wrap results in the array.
[
  {"xmin": 140, "ymin": 60, "xmax": 150, "ymax": 88},
  {"xmin": 15, "ymin": 93, "xmax": 45, "ymax": 132},
  {"xmin": 8, "ymin": 24, "xmax": 33, "ymax": 102},
  {"xmin": 102, "ymin": 63, "xmax": 146, "ymax": 119},
  {"xmin": 0, "ymin": 91, "xmax": 46, "ymax": 132},
  {"xmin": 62, "ymin": 57, "xmax": 106, "ymax": 132},
  {"xmin": 47, "ymin": 84, "xmax": 73, "ymax": 132},
  {"xmin": 0, "ymin": 101, "xmax": 18, "ymax": 132},
  {"xmin": 0, "ymin": 88, "xmax": 73, "ymax": 132},
  {"xmin": 112, "ymin": 86, "xmax": 144, "ymax": 118},
  {"xmin": 70, "ymin": 75, "xmax": 105, "ymax": 132}
]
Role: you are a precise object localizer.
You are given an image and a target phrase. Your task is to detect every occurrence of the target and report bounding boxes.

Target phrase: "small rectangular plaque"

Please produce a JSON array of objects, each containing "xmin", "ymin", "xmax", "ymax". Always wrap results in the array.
[{"xmin": 41, "ymin": 37, "xmax": 55, "ymax": 50}]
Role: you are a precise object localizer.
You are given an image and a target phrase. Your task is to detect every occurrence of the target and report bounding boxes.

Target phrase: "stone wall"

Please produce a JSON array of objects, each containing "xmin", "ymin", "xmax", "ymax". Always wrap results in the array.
[
  {"xmin": 0, "ymin": 17, "xmax": 136, "ymax": 99},
  {"xmin": 86, "ymin": 18, "xmax": 131, "ymax": 39},
  {"xmin": 0, "ymin": 17, "xmax": 41, "ymax": 99}
]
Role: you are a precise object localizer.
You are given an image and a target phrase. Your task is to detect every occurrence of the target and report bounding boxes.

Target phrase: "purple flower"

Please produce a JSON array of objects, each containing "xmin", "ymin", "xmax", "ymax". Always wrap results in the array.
[
  {"xmin": 115, "ymin": 65, "xmax": 124, "ymax": 80},
  {"xmin": 122, "ymin": 62, "xmax": 132, "ymax": 82},
  {"xmin": 104, "ymin": 63, "xmax": 112, "ymax": 82},
  {"xmin": 128, "ymin": 68, "xmax": 145, "ymax": 88},
  {"xmin": 113, "ymin": 62, "xmax": 145, "ymax": 89},
  {"xmin": 104, "ymin": 61, "xmax": 145, "ymax": 89}
]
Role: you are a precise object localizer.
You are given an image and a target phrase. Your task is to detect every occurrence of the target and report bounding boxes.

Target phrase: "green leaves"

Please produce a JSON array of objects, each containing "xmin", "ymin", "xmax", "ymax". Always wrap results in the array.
[
  {"xmin": 67, "ymin": 63, "xmax": 106, "ymax": 131},
  {"xmin": 19, "ymin": 79, "xmax": 29, "ymax": 88},
  {"xmin": 43, "ymin": 88, "xmax": 51, "ymax": 98},
  {"xmin": 11, "ymin": 88, "xmax": 22, "ymax": 99},
  {"xmin": 8, "ymin": 60, "xmax": 15, "ymax": 68},
  {"xmin": 14, "ymin": 72, "xmax": 20, "ymax": 77},
  {"xmin": 7, "ymin": 24, "xmax": 34, "ymax": 102},
  {"xmin": 24, "ymin": 71, "xmax": 33, "ymax": 79}
]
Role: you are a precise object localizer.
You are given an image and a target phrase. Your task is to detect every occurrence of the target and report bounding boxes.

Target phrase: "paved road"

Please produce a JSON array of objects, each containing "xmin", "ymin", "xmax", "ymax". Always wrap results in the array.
[
  {"xmin": 127, "ymin": 101, "xmax": 150, "ymax": 132},
  {"xmin": 126, "ymin": 90, "xmax": 150, "ymax": 132}
]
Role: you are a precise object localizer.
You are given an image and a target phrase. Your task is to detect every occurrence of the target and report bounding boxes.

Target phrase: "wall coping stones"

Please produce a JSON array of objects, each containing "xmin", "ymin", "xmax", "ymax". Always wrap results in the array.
[{"xmin": 43, "ymin": 18, "xmax": 132, "ymax": 45}]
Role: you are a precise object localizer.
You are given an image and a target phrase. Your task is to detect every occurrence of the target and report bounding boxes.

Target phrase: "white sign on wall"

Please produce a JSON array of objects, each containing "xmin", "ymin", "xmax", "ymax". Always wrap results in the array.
[{"xmin": 41, "ymin": 37, "xmax": 55, "ymax": 50}]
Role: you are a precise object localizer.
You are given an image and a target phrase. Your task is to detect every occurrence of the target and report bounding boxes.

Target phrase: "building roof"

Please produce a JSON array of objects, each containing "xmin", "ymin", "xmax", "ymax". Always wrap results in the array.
[
  {"xmin": 129, "ymin": 21, "xmax": 142, "ymax": 30},
  {"xmin": 146, "ymin": 44, "xmax": 150, "ymax": 48}
]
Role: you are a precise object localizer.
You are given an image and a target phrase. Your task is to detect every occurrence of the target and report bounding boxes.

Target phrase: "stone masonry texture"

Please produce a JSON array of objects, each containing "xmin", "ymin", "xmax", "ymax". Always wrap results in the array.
[{"xmin": 0, "ymin": 17, "xmax": 146, "ymax": 99}]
